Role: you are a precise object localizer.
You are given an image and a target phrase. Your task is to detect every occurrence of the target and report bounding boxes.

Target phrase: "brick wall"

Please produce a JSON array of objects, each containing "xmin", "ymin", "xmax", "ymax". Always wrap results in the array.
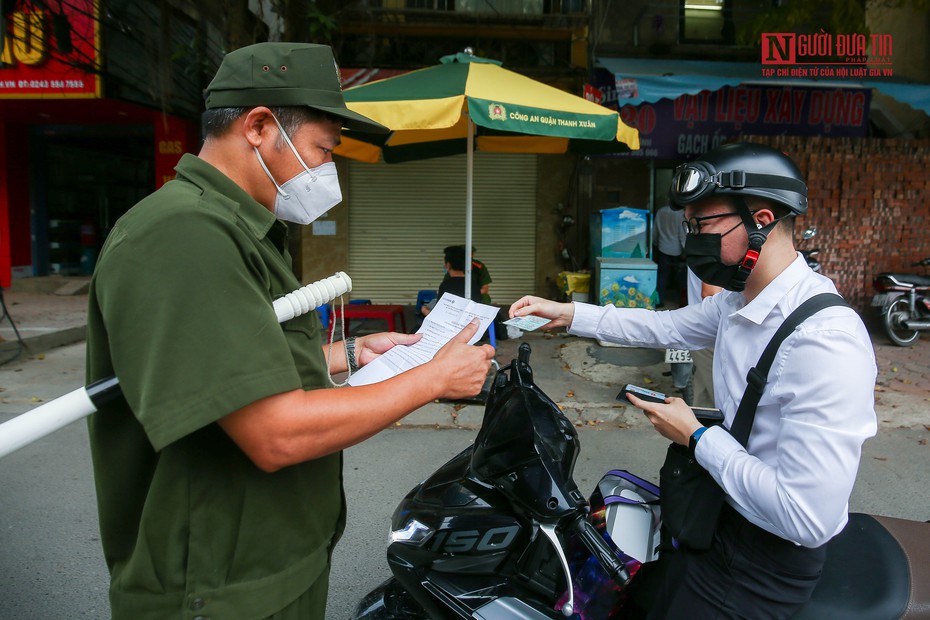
[{"xmin": 744, "ymin": 135, "xmax": 930, "ymax": 312}]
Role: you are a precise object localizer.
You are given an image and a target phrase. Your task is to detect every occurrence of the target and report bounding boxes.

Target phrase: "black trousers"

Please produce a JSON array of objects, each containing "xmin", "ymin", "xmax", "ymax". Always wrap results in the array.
[
  {"xmin": 654, "ymin": 250, "xmax": 678, "ymax": 305},
  {"xmin": 646, "ymin": 504, "xmax": 827, "ymax": 620}
]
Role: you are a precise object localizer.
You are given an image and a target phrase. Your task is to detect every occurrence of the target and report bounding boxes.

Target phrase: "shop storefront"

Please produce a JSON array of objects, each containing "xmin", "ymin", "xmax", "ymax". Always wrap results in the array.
[
  {"xmin": 0, "ymin": 1, "xmax": 198, "ymax": 285},
  {"xmin": 345, "ymin": 153, "xmax": 538, "ymax": 305}
]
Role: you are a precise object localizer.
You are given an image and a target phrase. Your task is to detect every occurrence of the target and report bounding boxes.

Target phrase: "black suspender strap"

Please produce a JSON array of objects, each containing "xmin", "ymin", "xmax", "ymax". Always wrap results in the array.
[{"xmin": 728, "ymin": 293, "xmax": 850, "ymax": 447}]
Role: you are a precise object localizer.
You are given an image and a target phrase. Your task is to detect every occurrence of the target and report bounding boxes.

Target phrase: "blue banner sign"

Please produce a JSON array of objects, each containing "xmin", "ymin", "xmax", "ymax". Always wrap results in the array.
[{"xmin": 606, "ymin": 84, "xmax": 870, "ymax": 159}]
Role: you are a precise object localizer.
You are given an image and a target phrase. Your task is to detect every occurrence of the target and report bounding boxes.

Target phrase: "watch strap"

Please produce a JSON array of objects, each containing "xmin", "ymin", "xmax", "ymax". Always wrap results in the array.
[
  {"xmin": 345, "ymin": 337, "xmax": 359, "ymax": 373},
  {"xmin": 689, "ymin": 426, "xmax": 708, "ymax": 459}
]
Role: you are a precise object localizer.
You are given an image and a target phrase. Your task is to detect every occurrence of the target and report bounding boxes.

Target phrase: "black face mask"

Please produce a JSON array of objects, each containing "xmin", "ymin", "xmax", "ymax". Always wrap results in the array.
[{"xmin": 685, "ymin": 233, "xmax": 746, "ymax": 291}]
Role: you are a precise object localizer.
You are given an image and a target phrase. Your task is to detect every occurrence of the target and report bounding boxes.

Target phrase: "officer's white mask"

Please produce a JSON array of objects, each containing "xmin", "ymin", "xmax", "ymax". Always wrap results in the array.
[{"xmin": 254, "ymin": 113, "xmax": 342, "ymax": 225}]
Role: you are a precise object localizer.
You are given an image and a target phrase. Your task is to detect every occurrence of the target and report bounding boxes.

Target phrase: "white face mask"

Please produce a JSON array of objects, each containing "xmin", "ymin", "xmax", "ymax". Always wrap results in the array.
[{"xmin": 254, "ymin": 114, "xmax": 343, "ymax": 225}]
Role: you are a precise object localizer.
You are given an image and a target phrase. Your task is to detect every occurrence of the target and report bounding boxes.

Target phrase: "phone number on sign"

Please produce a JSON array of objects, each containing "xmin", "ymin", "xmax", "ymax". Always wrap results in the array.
[{"xmin": 8, "ymin": 79, "xmax": 86, "ymax": 89}]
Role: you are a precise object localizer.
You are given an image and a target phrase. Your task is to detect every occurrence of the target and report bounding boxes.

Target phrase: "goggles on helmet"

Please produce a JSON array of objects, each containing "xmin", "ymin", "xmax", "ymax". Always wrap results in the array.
[{"xmin": 670, "ymin": 161, "xmax": 807, "ymax": 208}]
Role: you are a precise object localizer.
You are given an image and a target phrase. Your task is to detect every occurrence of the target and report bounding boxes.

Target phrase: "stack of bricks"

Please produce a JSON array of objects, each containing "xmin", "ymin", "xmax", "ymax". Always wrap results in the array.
[{"xmin": 739, "ymin": 135, "xmax": 930, "ymax": 312}]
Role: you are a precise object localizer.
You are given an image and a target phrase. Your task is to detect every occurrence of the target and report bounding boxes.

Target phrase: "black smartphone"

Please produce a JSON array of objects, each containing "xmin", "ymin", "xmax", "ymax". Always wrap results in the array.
[
  {"xmin": 617, "ymin": 384, "xmax": 667, "ymax": 404},
  {"xmin": 619, "ymin": 384, "xmax": 725, "ymax": 427},
  {"xmin": 692, "ymin": 406, "xmax": 725, "ymax": 426}
]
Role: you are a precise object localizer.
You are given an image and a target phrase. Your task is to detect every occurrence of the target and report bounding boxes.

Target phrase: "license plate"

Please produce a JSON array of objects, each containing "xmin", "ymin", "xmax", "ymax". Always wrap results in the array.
[
  {"xmin": 871, "ymin": 294, "xmax": 889, "ymax": 307},
  {"xmin": 665, "ymin": 349, "xmax": 692, "ymax": 363}
]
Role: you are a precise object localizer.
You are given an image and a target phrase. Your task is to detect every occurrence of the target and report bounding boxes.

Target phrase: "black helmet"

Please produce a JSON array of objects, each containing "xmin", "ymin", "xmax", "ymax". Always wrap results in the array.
[{"xmin": 668, "ymin": 143, "xmax": 808, "ymax": 215}]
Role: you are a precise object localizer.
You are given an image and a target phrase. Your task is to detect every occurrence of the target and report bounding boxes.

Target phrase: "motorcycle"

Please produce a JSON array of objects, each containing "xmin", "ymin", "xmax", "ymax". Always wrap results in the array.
[
  {"xmin": 354, "ymin": 344, "xmax": 930, "ymax": 620},
  {"xmin": 872, "ymin": 258, "xmax": 930, "ymax": 347}
]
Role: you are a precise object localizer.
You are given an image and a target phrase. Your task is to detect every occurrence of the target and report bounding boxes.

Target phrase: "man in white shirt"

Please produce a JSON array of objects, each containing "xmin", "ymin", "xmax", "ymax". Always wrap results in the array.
[{"xmin": 509, "ymin": 143, "xmax": 877, "ymax": 619}]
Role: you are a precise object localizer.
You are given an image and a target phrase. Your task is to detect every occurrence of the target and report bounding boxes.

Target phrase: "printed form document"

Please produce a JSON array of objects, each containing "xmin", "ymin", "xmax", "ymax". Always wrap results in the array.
[{"xmin": 347, "ymin": 293, "xmax": 498, "ymax": 387}]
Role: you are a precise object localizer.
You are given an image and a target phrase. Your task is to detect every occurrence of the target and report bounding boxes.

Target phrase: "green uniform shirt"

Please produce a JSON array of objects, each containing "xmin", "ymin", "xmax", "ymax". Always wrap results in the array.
[{"xmin": 86, "ymin": 154, "xmax": 344, "ymax": 619}]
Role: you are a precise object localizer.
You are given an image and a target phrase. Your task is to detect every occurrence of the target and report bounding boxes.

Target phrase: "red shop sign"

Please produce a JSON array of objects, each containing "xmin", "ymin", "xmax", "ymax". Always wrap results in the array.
[{"xmin": 0, "ymin": 0, "xmax": 101, "ymax": 99}]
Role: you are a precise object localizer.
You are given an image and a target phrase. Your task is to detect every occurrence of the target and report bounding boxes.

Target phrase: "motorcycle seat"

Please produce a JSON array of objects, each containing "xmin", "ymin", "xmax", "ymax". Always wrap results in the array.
[
  {"xmin": 874, "ymin": 515, "xmax": 930, "ymax": 619},
  {"xmin": 877, "ymin": 272, "xmax": 930, "ymax": 288},
  {"xmin": 793, "ymin": 513, "xmax": 929, "ymax": 619}
]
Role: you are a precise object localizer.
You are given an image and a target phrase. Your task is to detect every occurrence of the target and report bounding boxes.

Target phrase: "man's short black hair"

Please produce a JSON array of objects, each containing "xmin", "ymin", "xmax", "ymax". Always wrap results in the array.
[
  {"xmin": 718, "ymin": 196, "xmax": 795, "ymax": 239},
  {"xmin": 444, "ymin": 245, "xmax": 467, "ymax": 271},
  {"xmin": 201, "ymin": 106, "xmax": 342, "ymax": 139}
]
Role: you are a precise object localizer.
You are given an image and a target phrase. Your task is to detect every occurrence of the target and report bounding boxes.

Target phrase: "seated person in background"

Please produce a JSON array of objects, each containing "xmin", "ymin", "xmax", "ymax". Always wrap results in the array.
[
  {"xmin": 442, "ymin": 245, "xmax": 492, "ymax": 304},
  {"xmin": 422, "ymin": 245, "xmax": 483, "ymax": 316}
]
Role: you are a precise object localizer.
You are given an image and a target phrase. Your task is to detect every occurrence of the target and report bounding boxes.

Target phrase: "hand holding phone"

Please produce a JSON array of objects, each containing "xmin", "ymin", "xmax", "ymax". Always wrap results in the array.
[
  {"xmin": 618, "ymin": 383, "xmax": 667, "ymax": 404},
  {"xmin": 618, "ymin": 384, "xmax": 724, "ymax": 427}
]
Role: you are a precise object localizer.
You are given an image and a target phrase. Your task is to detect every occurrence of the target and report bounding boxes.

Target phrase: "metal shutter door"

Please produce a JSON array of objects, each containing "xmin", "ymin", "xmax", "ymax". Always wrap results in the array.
[{"xmin": 347, "ymin": 153, "xmax": 536, "ymax": 305}]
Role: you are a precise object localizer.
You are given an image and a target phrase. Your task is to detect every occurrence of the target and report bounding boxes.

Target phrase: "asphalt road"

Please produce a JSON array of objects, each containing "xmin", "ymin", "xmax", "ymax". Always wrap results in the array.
[{"xmin": 1, "ymin": 343, "xmax": 928, "ymax": 619}]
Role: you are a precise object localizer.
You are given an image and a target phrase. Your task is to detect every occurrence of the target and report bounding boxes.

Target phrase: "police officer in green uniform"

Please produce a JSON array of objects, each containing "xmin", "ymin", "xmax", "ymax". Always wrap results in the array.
[{"xmin": 86, "ymin": 43, "xmax": 495, "ymax": 620}]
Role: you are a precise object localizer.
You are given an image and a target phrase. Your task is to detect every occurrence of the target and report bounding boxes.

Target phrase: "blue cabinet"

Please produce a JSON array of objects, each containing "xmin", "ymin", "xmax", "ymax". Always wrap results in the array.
[{"xmin": 597, "ymin": 258, "xmax": 659, "ymax": 310}]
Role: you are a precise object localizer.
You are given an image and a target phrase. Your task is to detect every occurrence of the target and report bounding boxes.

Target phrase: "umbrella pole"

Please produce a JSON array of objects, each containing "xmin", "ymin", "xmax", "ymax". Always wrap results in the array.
[{"xmin": 465, "ymin": 117, "xmax": 474, "ymax": 296}]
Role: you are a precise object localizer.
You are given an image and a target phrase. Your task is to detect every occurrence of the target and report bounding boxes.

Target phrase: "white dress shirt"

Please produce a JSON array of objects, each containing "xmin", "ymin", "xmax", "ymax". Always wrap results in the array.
[
  {"xmin": 686, "ymin": 268, "xmax": 703, "ymax": 306},
  {"xmin": 570, "ymin": 254, "xmax": 878, "ymax": 548}
]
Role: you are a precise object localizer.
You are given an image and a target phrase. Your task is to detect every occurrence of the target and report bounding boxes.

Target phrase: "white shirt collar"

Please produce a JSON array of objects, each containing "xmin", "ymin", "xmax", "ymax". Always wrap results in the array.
[{"xmin": 735, "ymin": 253, "xmax": 808, "ymax": 325}]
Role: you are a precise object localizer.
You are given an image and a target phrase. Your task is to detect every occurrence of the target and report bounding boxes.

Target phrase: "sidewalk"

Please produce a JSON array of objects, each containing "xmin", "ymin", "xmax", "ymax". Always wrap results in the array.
[
  {"xmin": 0, "ymin": 278, "xmax": 88, "ymax": 360},
  {"xmin": 2, "ymin": 277, "xmax": 929, "ymax": 429}
]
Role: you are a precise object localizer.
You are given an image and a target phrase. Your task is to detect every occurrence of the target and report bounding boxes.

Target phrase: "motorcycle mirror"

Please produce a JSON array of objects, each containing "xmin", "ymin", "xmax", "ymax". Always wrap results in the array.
[{"xmin": 802, "ymin": 227, "xmax": 817, "ymax": 240}]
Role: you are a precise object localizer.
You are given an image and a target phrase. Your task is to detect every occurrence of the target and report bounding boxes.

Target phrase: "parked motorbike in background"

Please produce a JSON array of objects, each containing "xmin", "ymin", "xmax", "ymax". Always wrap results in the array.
[
  {"xmin": 354, "ymin": 344, "xmax": 930, "ymax": 620},
  {"xmin": 872, "ymin": 258, "xmax": 930, "ymax": 347},
  {"xmin": 799, "ymin": 227, "xmax": 821, "ymax": 273}
]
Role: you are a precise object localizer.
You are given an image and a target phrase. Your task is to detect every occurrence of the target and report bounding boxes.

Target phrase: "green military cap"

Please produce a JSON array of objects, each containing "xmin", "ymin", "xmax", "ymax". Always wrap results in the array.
[{"xmin": 204, "ymin": 42, "xmax": 388, "ymax": 134}]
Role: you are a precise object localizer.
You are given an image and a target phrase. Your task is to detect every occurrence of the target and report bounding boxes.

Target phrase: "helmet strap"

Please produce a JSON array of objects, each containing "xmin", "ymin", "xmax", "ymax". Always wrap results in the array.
[{"xmin": 728, "ymin": 198, "xmax": 771, "ymax": 292}]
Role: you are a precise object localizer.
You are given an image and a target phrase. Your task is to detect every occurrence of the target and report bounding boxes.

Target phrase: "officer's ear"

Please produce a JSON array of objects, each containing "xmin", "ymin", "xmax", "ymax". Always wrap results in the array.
[{"xmin": 243, "ymin": 107, "xmax": 277, "ymax": 149}]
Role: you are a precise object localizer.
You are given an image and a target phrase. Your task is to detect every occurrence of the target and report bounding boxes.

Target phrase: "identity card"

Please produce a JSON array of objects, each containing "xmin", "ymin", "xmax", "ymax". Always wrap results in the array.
[{"xmin": 503, "ymin": 315, "xmax": 551, "ymax": 331}]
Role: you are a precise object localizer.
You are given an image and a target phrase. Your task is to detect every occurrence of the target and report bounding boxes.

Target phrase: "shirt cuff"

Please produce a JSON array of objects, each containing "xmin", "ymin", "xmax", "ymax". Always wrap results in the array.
[
  {"xmin": 694, "ymin": 424, "xmax": 743, "ymax": 474},
  {"xmin": 568, "ymin": 302, "xmax": 602, "ymax": 338}
]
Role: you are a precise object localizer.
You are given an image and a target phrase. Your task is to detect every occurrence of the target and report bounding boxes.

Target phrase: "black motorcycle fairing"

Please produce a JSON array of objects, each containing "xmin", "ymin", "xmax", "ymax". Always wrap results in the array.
[
  {"xmin": 384, "ymin": 556, "xmax": 563, "ymax": 620},
  {"xmin": 394, "ymin": 447, "xmax": 495, "ymax": 512},
  {"xmin": 354, "ymin": 578, "xmax": 429, "ymax": 620},
  {"xmin": 384, "ymin": 461, "xmax": 571, "ymax": 615},
  {"xmin": 354, "ymin": 582, "xmax": 570, "ymax": 620},
  {"xmin": 470, "ymin": 343, "xmax": 585, "ymax": 522},
  {"xmin": 375, "ymin": 346, "xmax": 591, "ymax": 619},
  {"xmin": 389, "ymin": 448, "xmax": 527, "ymax": 576},
  {"xmin": 384, "ymin": 442, "xmax": 552, "ymax": 618}
]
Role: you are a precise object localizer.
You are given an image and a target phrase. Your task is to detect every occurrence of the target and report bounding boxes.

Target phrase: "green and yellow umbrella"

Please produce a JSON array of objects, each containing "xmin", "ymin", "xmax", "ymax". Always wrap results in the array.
[
  {"xmin": 334, "ymin": 51, "xmax": 640, "ymax": 293},
  {"xmin": 338, "ymin": 52, "xmax": 639, "ymax": 162}
]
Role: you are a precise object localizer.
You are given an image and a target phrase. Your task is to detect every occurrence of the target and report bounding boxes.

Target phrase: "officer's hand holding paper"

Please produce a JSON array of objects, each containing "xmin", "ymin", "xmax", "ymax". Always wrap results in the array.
[{"xmin": 347, "ymin": 293, "xmax": 498, "ymax": 386}]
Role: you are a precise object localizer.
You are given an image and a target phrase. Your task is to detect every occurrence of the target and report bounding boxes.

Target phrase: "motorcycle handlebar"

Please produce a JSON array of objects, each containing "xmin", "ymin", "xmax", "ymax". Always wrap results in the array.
[{"xmin": 570, "ymin": 515, "xmax": 631, "ymax": 585}]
